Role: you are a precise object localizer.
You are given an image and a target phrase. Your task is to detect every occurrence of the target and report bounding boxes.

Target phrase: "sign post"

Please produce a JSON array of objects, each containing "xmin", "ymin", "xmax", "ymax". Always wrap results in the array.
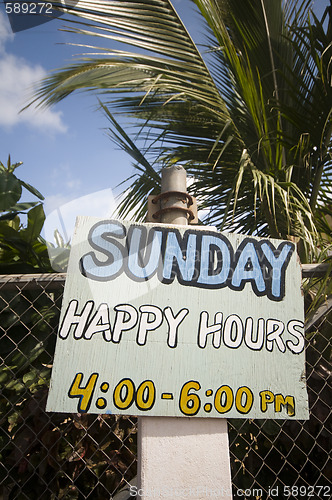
[
  {"xmin": 47, "ymin": 166, "xmax": 308, "ymax": 499},
  {"xmin": 140, "ymin": 166, "xmax": 232, "ymax": 500}
]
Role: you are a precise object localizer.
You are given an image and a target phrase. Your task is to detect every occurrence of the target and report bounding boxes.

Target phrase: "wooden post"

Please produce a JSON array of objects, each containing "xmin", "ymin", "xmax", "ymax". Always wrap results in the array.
[{"xmin": 138, "ymin": 166, "xmax": 233, "ymax": 499}]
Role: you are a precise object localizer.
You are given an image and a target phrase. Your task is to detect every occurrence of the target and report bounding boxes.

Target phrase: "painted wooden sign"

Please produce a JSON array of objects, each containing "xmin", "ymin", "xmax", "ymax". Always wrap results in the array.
[{"xmin": 47, "ymin": 217, "xmax": 309, "ymax": 419}]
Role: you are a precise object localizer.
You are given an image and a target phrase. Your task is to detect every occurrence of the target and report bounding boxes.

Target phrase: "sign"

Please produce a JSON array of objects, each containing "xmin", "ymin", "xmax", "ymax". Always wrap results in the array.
[{"xmin": 47, "ymin": 217, "xmax": 309, "ymax": 419}]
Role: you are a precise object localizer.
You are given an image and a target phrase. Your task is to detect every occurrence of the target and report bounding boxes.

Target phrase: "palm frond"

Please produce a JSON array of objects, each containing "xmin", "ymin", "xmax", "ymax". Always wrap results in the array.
[
  {"xmin": 30, "ymin": 0, "xmax": 332, "ymax": 259},
  {"xmin": 100, "ymin": 103, "xmax": 161, "ymax": 220},
  {"xmin": 32, "ymin": 0, "xmax": 225, "ymax": 113}
]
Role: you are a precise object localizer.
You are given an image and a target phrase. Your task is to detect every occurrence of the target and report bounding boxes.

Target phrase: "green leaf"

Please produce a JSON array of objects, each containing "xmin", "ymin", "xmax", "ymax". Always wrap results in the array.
[
  {"xmin": 0, "ymin": 212, "xmax": 20, "ymax": 222},
  {"xmin": 23, "ymin": 370, "xmax": 38, "ymax": 385},
  {"xmin": 21, "ymin": 204, "xmax": 46, "ymax": 243},
  {"xmin": 10, "ymin": 201, "xmax": 40, "ymax": 211},
  {"xmin": 20, "ymin": 180, "xmax": 45, "ymax": 201},
  {"xmin": 0, "ymin": 170, "xmax": 22, "ymax": 211}
]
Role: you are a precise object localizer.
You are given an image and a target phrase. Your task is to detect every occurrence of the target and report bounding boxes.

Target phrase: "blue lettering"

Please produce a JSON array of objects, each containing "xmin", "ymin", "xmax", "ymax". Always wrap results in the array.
[
  {"xmin": 197, "ymin": 234, "xmax": 231, "ymax": 287},
  {"xmin": 231, "ymin": 241, "xmax": 265, "ymax": 294},
  {"xmin": 78, "ymin": 222, "xmax": 294, "ymax": 301},
  {"xmin": 260, "ymin": 242, "xmax": 294, "ymax": 300},
  {"xmin": 80, "ymin": 221, "xmax": 126, "ymax": 281},
  {"xmin": 127, "ymin": 227, "xmax": 162, "ymax": 281},
  {"xmin": 162, "ymin": 231, "xmax": 197, "ymax": 283}
]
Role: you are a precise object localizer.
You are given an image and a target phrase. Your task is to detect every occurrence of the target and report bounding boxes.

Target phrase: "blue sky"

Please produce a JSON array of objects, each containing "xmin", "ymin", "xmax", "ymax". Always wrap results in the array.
[
  {"xmin": 0, "ymin": 0, "xmax": 327, "ymax": 248},
  {"xmin": 0, "ymin": 0, "xmax": 202, "ymax": 244}
]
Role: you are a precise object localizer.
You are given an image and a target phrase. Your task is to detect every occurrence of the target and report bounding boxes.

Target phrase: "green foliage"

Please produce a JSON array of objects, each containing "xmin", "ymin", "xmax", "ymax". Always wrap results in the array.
[
  {"xmin": 0, "ymin": 156, "xmax": 51, "ymax": 273},
  {"xmin": 0, "ymin": 292, "xmax": 137, "ymax": 498},
  {"xmin": 0, "ymin": 156, "xmax": 54, "ymax": 495}
]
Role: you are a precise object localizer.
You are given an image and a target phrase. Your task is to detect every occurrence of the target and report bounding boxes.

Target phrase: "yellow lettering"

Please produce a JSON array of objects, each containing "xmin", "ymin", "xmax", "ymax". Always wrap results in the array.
[
  {"xmin": 275, "ymin": 393, "xmax": 295, "ymax": 416},
  {"xmin": 260, "ymin": 390, "xmax": 275, "ymax": 412}
]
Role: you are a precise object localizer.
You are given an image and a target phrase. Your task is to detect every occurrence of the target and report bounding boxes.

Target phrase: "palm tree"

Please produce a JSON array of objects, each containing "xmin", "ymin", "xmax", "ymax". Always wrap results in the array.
[{"xmin": 32, "ymin": 0, "xmax": 331, "ymax": 263}]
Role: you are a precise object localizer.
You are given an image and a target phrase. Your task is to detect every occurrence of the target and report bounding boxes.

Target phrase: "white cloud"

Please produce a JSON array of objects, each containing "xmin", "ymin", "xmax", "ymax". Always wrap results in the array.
[
  {"xmin": 48, "ymin": 162, "xmax": 83, "ymax": 194},
  {"xmin": 44, "ymin": 188, "xmax": 118, "ymax": 244},
  {"xmin": 0, "ymin": 12, "xmax": 67, "ymax": 133},
  {"xmin": 0, "ymin": 9, "xmax": 14, "ymax": 50}
]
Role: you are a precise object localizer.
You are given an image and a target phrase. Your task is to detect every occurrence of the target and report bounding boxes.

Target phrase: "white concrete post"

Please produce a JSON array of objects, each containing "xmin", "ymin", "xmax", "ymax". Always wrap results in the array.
[{"xmin": 137, "ymin": 166, "xmax": 233, "ymax": 500}]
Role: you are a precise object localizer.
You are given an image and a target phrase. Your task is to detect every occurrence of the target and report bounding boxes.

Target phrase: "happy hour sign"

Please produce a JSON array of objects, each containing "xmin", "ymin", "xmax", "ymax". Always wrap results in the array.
[{"xmin": 47, "ymin": 217, "xmax": 309, "ymax": 419}]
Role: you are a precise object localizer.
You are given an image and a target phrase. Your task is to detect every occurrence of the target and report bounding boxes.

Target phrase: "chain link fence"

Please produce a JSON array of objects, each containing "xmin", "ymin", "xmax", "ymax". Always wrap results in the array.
[
  {"xmin": 0, "ymin": 275, "xmax": 137, "ymax": 500},
  {"xmin": 0, "ymin": 273, "xmax": 331, "ymax": 499}
]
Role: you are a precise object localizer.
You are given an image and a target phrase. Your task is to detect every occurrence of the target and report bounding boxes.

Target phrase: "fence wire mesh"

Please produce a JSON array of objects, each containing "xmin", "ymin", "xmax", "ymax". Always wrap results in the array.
[{"xmin": 0, "ymin": 274, "xmax": 331, "ymax": 500}]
